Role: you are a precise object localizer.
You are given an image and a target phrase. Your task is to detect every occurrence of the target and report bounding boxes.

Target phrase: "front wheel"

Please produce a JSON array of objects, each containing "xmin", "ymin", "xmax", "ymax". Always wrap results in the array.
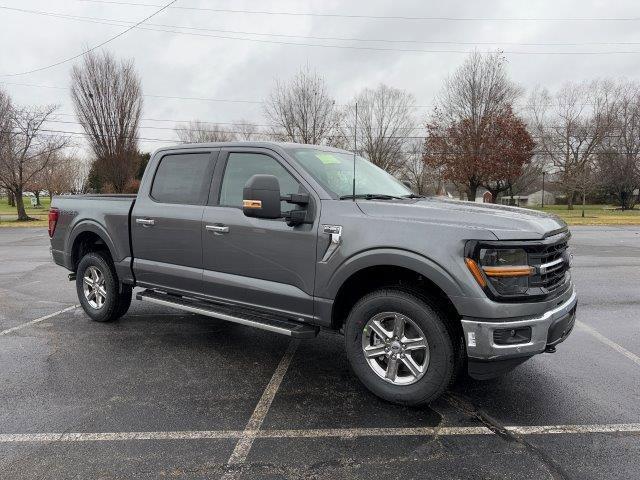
[
  {"xmin": 344, "ymin": 288, "xmax": 457, "ymax": 406},
  {"xmin": 76, "ymin": 251, "xmax": 131, "ymax": 322}
]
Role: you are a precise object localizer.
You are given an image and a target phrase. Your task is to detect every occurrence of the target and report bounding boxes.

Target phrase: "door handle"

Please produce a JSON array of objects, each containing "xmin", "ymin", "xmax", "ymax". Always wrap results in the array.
[
  {"xmin": 136, "ymin": 218, "xmax": 155, "ymax": 227},
  {"xmin": 206, "ymin": 224, "xmax": 229, "ymax": 234}
]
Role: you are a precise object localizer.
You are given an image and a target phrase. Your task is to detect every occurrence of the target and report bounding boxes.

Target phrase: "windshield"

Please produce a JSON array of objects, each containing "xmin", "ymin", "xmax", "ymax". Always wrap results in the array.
[{"xmin": 288, "ymin": 148, "xmax": 412, "ymax": 198}]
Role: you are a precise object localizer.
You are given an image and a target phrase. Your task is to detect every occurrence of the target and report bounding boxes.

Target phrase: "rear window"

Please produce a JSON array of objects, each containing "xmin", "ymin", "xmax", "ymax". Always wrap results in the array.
[{"xmin": 151, "ymin": 153, "xmax": 212, "ymax": 205}]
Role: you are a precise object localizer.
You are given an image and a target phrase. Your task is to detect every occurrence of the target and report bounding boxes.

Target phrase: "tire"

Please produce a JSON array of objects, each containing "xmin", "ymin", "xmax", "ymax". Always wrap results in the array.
[
  {"xmin": 76, "ymin": 251, "xmax": 131, "ymax": 322},
  {"xmin": 344, "ymin": 288, "xmax": 458, "ymax": 406}
]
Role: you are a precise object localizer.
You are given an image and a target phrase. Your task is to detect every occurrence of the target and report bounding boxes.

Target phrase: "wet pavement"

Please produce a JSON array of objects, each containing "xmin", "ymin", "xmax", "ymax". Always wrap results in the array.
[{"xmin": 0, "ymin": 226, "xmax": 639, "ymax": 479}]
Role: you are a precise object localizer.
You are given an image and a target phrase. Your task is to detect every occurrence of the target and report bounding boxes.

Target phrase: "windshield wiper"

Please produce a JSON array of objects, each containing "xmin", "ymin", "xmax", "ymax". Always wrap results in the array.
[
  {"xmin": 339, "ymin": 193, "xmax": 404, "ymax": 200},
  {"xmin": 402, "ymin": 193, "xmax": 426, "ymax": 199}
]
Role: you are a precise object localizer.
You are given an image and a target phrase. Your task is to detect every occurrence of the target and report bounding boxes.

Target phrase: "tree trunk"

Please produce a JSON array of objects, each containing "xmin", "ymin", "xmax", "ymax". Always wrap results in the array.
[
  {"xmin": 467, "ymin": 184, "xmax": 478, "ymax": 202},
  {"xmin": 34, "ymin": 190, "xmax": 41, "ymax": 207},
  {"xmin": 14, "ymin": 189, "xmax": 30, "ymax": 221},
  {"xmin": 567, "ymin": 191, "xmax": 574, "ymax": 210},
  {"xmin": 7, "ymin": 189, "xmax": 15, "ymax": 207}
]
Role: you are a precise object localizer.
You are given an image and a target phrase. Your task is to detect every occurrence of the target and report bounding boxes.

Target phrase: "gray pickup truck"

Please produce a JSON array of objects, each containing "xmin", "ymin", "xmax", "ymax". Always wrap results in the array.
[{"xmin": 49, "ymin": 142, "xmax": 577, "ymax": 405}]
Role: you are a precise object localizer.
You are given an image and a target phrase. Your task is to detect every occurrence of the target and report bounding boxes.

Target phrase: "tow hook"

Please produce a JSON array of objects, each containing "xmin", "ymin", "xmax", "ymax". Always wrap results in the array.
[
  {"xmin": 68, "ymin": 273, "xmax": 77, "ymax": 281},
  {"xmin": 545, "ymin": 345, "xmax": 556, "ymax": 353}
]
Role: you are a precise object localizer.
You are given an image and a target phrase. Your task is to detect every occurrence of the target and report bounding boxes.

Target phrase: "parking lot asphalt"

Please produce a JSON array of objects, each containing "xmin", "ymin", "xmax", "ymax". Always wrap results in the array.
[{"xmin": 0, "ymin": 226, "xmax": 639, "ymax": 480}]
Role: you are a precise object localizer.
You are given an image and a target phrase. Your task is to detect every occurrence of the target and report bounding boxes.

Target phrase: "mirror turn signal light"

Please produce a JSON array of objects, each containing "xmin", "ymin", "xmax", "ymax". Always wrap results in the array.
[{"xmin": 242, "ymin": 199, "xmax": 262, "ymax": 209}]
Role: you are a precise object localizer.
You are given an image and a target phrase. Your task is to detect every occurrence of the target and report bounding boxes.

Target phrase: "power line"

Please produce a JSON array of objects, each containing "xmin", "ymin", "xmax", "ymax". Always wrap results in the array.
[
  {"xmin": 0, "ymin": 80, "xmax": 265, "ymax": 105},
  {"xmin": 4, "ymin": 6, "xmax": 640, "ymax": 47},
  {"xmin": 4, "ymin": 127, "xmax": 615, "ymax": 157},
  {"xmin": 0, "ymin": 0, "xmax": 177, "ymax": 77},
  {"xmin": 0, "ymin": 80, "xmax": 615, "ymax": 110},
  {"xmin": 77, "ymin": 0, "xmax": 640, "ymax": 23},
  {"xmin": 42, "ymin": 119, "xmax": 635, "ymax": 141},
  {"xmin": 4, "ymin": 6, "xmax": 640, "ymax": 55}
]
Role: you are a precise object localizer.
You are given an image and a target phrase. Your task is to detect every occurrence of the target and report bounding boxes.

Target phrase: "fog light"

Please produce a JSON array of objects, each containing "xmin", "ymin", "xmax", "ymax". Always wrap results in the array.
[{"xmin": 493, "ymin": 327, "xmax": 532, "ymax": 345}]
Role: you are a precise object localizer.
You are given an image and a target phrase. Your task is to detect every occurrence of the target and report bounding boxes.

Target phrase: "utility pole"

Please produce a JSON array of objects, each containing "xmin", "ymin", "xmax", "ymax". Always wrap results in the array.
[{"xmin": 541, "ymin": 171, "xmax": 546, "ymax": 209}]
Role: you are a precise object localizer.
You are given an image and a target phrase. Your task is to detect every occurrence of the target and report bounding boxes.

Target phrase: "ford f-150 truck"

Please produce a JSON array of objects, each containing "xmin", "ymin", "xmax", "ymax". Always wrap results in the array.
[{"xmin": 49, "ymin": 142, "xmax": 577, "ymax": 405}]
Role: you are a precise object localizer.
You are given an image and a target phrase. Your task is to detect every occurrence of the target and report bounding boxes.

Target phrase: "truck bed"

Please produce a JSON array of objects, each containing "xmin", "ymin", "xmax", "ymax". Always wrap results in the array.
[{"xmin": 49, "ymin": 194, "xmax": 137, "ymax": 283}]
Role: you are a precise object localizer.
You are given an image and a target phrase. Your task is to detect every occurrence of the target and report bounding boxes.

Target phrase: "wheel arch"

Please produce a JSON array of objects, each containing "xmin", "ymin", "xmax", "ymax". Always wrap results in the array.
[
  {"xmin": 68, "ymin": 221, "xmax": 117, "ymax": 272},
  {"xmin": 326, "ymin": 249, "xmax": 465, "ymax": 330}
]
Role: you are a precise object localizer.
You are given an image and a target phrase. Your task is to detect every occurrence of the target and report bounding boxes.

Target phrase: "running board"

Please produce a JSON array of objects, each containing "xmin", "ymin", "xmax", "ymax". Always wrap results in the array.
[{"xmin": 136, "ymin": 290, "xmax": 319, "ymax": 339}]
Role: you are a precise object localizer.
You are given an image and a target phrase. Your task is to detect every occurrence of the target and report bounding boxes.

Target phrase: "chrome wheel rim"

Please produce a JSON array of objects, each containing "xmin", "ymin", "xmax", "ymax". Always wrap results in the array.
[
  {"xmin": 361, "ymin": 311, "xmax": 429, "ymax": 385},
  {"xmin": 82, "ymin": 266, "xmax": 107, "ymax": 309}
]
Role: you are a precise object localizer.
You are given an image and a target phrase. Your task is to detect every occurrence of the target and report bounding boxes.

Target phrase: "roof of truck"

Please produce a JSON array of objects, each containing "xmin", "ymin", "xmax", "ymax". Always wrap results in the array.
[{"xmin": 153, "ymin": 141, "xmax": 351, "ymax": 155}]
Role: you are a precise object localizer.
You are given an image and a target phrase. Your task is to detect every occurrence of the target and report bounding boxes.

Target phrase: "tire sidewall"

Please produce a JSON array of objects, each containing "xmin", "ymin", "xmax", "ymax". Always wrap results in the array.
[
  {"xmin": 76, "ymin": 252, "xmax": 119, "ymax": 322},
  {"xmin": 345, "ymin": 290, "xmax": 454, "ymax": 405}
]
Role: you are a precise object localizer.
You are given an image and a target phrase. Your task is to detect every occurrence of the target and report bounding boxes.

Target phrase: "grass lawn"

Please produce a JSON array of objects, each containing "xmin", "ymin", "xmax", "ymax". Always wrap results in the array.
[
  {"xmin": 528, "ymin": 204, "xmax": 640, "ymax": 226},
  {"xmin": 0, "ymin": 196, "xmax": 50, "ymax": 228},
  {"xmin": 1, "ymin": 197, "xmax": 638, "ymax": 228}
]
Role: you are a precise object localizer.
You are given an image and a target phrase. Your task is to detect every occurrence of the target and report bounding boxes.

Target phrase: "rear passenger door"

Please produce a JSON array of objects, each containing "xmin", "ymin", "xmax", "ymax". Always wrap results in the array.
[
  {"xmin": 132, "ymin": 149, "xmax": 218, "ymax": 295},
  {"xmin": 201, "ymin": 148, "xmax": 318, "ymax": 321}
]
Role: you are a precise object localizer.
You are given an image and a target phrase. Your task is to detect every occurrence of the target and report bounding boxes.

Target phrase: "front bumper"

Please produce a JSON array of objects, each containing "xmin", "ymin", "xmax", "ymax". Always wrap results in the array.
[{"xmin": 461, "ymin": 290, "xmax": 577, "ymax": 362}]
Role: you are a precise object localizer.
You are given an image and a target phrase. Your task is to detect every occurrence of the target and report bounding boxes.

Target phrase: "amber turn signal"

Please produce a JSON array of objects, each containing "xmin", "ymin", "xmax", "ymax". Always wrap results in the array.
[
  {"xmin": 464, "ymin": 258, "xmax": 487, "ymax": 287},
  {"xmin": 482, "ymin": 265, "xmax": 535, "ymax": 277},
  {"xmin": 242, "ymin": 199, "xmax": 262, "ymax": 209}
]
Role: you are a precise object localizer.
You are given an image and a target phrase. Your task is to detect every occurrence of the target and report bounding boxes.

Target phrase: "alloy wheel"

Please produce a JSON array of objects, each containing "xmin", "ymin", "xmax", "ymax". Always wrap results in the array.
[
  {"xmin": 361, "ymin": 311, "xmax": 430, "ymax": 385},
  {"xmin": 82, "ymin": 265, "xmax": 107, "ymax": 309}
]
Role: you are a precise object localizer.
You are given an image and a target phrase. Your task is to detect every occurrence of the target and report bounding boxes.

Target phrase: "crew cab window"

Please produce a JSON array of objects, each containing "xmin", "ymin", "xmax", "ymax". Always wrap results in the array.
[
  {"xmin": 151, "ymin": 153, "xmax": 212, "ymax": 205},
  {"xmin": 219, "ymin": 152, "xmax": 300, "ymax": 211}
]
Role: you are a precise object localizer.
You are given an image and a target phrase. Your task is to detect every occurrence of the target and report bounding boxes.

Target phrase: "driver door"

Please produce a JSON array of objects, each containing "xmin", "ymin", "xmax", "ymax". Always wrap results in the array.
[{"xmin": 201, "ymin": 148, "xmax": 319, "ymax": 322}]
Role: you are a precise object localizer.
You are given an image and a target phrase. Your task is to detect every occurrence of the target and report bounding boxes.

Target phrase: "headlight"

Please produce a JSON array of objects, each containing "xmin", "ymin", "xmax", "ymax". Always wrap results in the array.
[{"xmin": 466, "ymin": 247, "xmax": 534, "ymax": 296}]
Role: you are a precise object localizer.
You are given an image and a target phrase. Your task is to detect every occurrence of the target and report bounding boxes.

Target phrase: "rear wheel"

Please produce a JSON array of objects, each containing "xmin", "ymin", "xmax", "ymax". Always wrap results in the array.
[
  {"xmin": 344, "ymin": 288, "xmax": 457, "ymax": 405},
  {"xmin": 76, "ymin": 251, "xmax": 131, "ymax": 322}
]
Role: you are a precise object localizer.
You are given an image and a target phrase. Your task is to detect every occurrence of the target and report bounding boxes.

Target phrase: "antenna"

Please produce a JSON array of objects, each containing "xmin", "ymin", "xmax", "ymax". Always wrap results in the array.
[{"xmin": 352, "ymin": 102, "xmax": 357, "ymax": 201}]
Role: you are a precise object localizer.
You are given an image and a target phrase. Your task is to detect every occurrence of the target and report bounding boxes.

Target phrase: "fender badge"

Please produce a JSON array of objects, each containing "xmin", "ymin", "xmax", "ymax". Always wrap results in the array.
[{"xmin": 322, "ymin": 225, "xmax": 342, "ymax": 235}]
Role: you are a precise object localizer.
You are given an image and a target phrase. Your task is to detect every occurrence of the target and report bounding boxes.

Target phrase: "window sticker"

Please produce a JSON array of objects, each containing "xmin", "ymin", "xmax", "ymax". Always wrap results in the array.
[{"xmin": 316, "ymin": 153, "xmax": 341, "ymax": 164}]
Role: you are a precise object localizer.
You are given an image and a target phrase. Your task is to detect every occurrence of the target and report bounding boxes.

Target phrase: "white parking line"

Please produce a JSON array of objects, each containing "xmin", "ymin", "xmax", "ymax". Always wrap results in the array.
[
  {"xmin": 577, "ymin": 321, "xmax": 640, "ymax": 366},
  {"xmin": 0, "ymin": 305, "xmax": 79, "ymax": 336},
  {"xmin": 0, "ymin": 430, "xmax": 242, "ymax": 443},
  {"xmin": 226, "ymin": 340, "xmax": 300, "ymax": 463},
  {"xmin": 14, "ymin": 280, "xmax": 41, "ymax": 289},
  {"xmin": 1, "ymin": 423, "xmax": 639, "ymax": 444},
  {"xmin": 506, "ymin": 423, "xmax": 640, "ymax": 435}
]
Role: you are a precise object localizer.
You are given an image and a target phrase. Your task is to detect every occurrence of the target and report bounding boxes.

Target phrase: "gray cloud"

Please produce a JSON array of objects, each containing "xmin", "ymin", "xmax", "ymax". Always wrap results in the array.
[{"xmin": 2, "ymin": 0, "xmax": 640, "ymax": 154}]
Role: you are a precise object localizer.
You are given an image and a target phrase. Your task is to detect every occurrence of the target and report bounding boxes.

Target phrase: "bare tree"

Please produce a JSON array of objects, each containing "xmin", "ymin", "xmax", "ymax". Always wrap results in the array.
[
  {"xmin": 597, "ymin": 80, "xmax": 640, "ymax": 210},
  {"xmin": 232, "ymin": 119, "xmax": 261, "ymax": 141},
  {"xmin": 528, "ymin": 80, "xmax": 617, "ymax": 209},
  {"xmin": 175, "ymin": 120, "xmax": 237, "ymax": 143},
  {"xmin": 35, "ymin": 152, "xmax": 88, "ymax": 196},
  {"xmin": 0, "ymin": 102, "xmax": 68, "ymax": 220},
  {"xmin": 341, "ymin": 84, "xmax": 416, "ymax": 175},
  {"xmin": 400, "ymin": 138, "xmax": 437, "ymax": 194},
  {"xmin": 264, "ymin": 66, "xmax": 338, "ymax": 144},
  {"xmin": 71, "ymin": 50, "xmax": 143, "ymax": 193},
  {"xmin": 426, "ymin": 51, "xmax": 523, "ymax": 201},
  {"xmin": 0, "ymin": 89, "xmax": 13, "ymax": 206}
]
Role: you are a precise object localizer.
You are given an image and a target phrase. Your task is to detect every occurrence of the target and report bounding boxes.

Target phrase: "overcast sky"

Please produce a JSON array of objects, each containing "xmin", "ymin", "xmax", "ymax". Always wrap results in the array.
[{"xmin": 2, "ymin": 0, "xmax": 640, "ymax": 155}]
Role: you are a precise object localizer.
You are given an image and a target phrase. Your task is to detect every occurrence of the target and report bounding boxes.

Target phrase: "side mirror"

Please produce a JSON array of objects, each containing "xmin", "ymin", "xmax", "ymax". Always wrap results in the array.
[{"xmin": 243, "ymin": 174, "xmax": 282, "ymax": 219}]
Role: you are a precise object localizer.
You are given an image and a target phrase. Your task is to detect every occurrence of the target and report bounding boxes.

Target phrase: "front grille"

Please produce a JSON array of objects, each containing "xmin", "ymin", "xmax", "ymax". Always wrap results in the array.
[{"xmin": 529, "ymin": 237, "xmax": 570, "ymax": 295}]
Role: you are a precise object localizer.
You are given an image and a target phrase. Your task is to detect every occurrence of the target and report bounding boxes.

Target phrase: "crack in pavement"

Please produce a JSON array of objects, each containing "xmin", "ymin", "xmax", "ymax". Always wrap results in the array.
[{"xmin": 445, "ymin": 393, "xmax": 573, "ymax": 480}]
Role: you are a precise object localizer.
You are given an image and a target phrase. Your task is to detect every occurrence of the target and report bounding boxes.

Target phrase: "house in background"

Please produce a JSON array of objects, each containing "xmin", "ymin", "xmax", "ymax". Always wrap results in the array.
[
  {"xmin": 499, "ymin": 189, "xmax": 560, "ymax": 207},
  {"xmin": 440, "ymin": 185, "xmax": 562, "ymax": 207},
  {"xmin": 455, "ymin": 187, "xmax": 494, "ymax": 203}
]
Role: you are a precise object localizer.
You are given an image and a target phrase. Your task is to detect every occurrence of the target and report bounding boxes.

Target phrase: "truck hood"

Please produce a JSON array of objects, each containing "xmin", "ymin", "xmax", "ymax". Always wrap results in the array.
[{"xmin": 357, "ymin": 197, "xmax": 567, "ymax": 240}]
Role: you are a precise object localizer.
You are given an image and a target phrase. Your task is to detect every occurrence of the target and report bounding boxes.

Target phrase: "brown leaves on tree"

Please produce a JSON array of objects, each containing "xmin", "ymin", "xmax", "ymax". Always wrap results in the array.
[{"xmin": 424, "ymin": 107, "xmax": 534, "ymax": 202}]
